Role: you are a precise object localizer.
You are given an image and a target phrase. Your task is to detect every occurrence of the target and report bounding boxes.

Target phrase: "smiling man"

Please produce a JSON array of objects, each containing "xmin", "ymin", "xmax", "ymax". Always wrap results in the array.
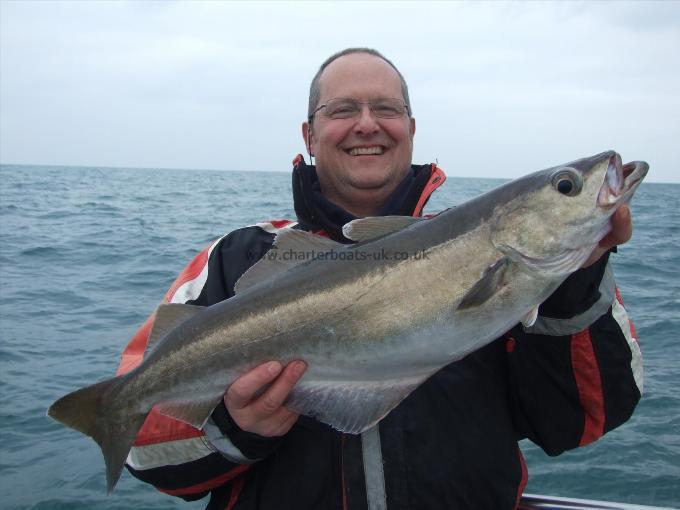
[
  {"xmin": 302, "ymin": 52, "xmax": 416, "ymax": 217},
  {"xmin": 118, "ymin": 48, "xmax": 642, "ymax": 509}
]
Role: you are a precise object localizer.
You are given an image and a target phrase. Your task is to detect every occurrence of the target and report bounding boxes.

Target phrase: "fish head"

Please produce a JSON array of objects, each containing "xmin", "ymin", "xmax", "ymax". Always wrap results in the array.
[{"xmin": 491, "ymin": 150, "xmax": 648, "ymax": 275}]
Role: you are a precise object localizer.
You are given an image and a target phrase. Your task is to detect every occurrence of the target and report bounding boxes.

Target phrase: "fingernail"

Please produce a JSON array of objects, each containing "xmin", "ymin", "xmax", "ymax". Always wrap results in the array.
[
  {"xmin": 267, "ymin": 361, "xmax": 282, "ymax": 375},
  {"xmin": 292, "ymin": 361, "xmax": 307, "ymax": 377}
]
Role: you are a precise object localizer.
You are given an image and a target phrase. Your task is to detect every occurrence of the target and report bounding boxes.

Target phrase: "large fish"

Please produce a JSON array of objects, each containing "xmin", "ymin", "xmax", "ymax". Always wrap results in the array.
[{"xmin": 48, "ymin": 150, "xmax": 647, "ymax": 492}]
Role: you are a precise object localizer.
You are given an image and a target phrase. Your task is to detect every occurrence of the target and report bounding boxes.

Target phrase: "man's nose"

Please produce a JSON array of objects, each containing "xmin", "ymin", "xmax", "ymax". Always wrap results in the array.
[{"xmin": 353, "ymin": 105, "xmax": 380, "ymax": 133}]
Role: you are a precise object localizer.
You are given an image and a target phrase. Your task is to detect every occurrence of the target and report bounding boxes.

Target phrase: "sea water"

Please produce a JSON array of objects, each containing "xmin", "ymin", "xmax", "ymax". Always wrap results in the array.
[{"xmin": 0, "ymin": 164, "xmax": 678, "ymax": 509}]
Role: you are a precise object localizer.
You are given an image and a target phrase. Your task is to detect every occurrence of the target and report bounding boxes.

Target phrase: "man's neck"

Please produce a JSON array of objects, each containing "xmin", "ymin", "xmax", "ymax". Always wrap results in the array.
[{"xmin": 324, "ymin": 188, "xmax": 393, "ymax": 218}]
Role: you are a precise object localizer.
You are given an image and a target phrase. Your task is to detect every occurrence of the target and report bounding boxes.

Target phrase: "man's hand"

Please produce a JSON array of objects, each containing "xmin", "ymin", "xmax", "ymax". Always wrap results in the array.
[
  {"xmin": 225, "ymin": 360, "xmax": 307, "ymax": 437},
  {"xmin": 582, "ymin": 205, "xmax": 633, "ymax": 268}
]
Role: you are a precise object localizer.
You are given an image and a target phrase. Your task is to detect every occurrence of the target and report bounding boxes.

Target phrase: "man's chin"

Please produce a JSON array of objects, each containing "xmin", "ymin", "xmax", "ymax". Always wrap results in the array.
[
  {"xmin": 347, "ymin": 174, "xmax": 393, "ymax": 191},
  {"xmin": 347, "ymin": 163, "xmax": 408, "ymax": 189}
]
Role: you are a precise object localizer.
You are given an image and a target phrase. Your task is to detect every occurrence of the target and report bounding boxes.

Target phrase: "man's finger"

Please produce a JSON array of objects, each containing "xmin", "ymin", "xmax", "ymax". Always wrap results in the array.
[
  {"xmin": 599, "ymin": 205, "xmax": 633, "ymax": 249},
  {"xmin": 226, "ymin": 361, "xmax": 283, "ymax": 409},
  {"xmin": 611, "ymin": 205, "xmax": 633, "ymax": 245},
  {"xmin": 250, "ymin": 361, "xmax": 307, "ymax": 418}
]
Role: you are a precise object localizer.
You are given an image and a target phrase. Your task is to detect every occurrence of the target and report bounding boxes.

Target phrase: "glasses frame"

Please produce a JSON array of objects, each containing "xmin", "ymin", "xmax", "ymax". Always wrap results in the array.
[{"xmin": 308, "ymin": 97, "xmax": 410, "ymax": 123}]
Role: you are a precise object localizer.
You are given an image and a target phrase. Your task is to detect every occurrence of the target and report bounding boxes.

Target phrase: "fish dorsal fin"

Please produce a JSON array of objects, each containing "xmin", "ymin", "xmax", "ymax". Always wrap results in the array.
[
  {"xmin": 457, "ymin": 258, "xmax": 510, "ymax": 310},
  {"xmin": 147, "ymin": 303, "xmax": 205, "ymax": 354},
  {"xmin": 234, "ymin": 230, "xmax": 342, "ymax": 294},
  {"xmin": 155, "ymin": 393, "xmax": 224, "ymax": 429},
  {"xmin": 273, "ymin": 228, "xmax": 342, "ymax": 253},
  {"xmin": 285, "ymin": 374, "xmax": 428, "ymax": 434},
  {"xmin": 342, "ymin": 216, "xmax": 423, "ymax": 242}
]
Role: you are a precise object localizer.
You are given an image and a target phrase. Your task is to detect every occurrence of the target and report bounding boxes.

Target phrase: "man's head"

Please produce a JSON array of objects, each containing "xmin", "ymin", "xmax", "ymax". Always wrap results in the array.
[{"xmin": 302, "ymin": 48, "xmax": 416, "ymax": 217}]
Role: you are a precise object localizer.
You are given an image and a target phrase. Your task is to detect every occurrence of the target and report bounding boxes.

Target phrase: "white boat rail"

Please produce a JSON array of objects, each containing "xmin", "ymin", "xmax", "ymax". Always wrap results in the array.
[{"xmin": 519, "ymin": 494, "xmax": 678, "ymax": 510}]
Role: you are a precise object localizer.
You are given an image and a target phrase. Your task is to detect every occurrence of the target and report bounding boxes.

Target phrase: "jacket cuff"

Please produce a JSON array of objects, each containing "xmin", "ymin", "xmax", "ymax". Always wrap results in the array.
[
  {"xmin": 206, "ymin": 400, "xmax": 283, "ymax": 462},
  {"xmin": 525, "ymin": 251, "xmax": 615, "ymax": 336}
]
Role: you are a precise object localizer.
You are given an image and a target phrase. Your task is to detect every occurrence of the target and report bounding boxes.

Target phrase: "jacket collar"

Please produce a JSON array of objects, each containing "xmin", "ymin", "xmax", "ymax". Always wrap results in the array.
[{"xmin": 291, "ymin": 154, "xmax": 446, "ymax": 242}]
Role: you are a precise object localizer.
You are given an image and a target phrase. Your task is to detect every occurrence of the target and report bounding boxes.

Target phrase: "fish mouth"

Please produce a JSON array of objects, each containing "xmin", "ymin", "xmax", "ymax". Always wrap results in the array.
[{"xmin": 597, "ymin": 152, "xmax": 649, "ymax": 208}]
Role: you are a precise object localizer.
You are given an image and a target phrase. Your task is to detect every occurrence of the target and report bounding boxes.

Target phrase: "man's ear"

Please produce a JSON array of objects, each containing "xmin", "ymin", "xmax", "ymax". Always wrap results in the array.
[
  {"xmin": 301, "ymin": 122, "xmax": 314, "ymax": 156},
  {"xmin": 409, "ymin": 117, "xmax": 416, "ymax": 141}
]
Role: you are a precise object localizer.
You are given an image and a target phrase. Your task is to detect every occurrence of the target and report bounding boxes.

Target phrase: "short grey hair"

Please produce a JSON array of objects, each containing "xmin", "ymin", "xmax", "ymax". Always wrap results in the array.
[{"xmin": 307, "ymin": 48, "xmax": 412, "ymax": 122}]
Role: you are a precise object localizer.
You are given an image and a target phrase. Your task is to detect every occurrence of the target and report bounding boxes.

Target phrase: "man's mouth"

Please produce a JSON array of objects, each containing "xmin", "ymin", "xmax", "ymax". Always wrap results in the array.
[{"xmin": 346, "ymin": 146, "xmax": 385, "ymax": 156}]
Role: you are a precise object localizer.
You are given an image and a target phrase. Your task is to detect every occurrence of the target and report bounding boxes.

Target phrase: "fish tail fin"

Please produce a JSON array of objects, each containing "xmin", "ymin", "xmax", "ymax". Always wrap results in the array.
[{"xmin": 47, "ymin": 377, "xmax": 148, "ymax": 493}]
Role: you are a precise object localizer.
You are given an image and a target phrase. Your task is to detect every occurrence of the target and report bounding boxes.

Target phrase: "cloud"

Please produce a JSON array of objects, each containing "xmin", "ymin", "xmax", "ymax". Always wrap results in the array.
[{"xmin": 1, "ymin": 0, "xmax": 678, "ymax": 182}]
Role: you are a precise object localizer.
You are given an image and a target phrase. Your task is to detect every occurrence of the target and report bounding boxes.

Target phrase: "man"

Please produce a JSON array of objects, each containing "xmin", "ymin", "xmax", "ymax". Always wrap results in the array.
[{"xmin": 118, "ymin": 48, "xmax": 642, "ymax": 509}]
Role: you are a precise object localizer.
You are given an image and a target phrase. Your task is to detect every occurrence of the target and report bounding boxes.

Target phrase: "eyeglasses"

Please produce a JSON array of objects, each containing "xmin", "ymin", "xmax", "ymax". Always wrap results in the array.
[{"xmin": 309, "ymin": 97, "xmax": 409, "ymax": 122}]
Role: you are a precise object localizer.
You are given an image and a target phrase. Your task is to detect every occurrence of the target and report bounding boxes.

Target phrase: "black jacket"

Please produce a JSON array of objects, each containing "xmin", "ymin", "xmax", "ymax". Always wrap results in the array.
[{"xmin": 121, "ymin": 157, "xmax": 642, "ymax": 510}]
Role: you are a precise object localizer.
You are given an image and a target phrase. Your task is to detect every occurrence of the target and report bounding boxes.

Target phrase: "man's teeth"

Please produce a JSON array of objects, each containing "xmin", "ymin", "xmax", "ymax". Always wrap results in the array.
[{"xmin": 348, "ymin": 146, "xmax": 384, "ymax": 156}]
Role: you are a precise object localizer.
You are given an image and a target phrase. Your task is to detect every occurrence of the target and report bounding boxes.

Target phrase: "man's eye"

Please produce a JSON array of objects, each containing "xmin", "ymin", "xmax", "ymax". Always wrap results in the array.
[
  {"xmin": 329, "ymin": 104, "xmax": 357, "ymax": 117},
  {"xmin": 375, "ymin": 106, "xmax": 399, "ymax": 115},
  {"xmin": 371, "ymin": 100, "xmax": 404, "ymax": 117}
]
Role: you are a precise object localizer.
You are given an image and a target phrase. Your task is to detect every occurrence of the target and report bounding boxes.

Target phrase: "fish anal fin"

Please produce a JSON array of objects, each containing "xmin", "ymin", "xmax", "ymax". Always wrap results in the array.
[
  {"xmin": 457, "ymin": 258, "xmax": 510, "ymax": 310},
  {"xmin": 235, "ymin": 230, "xmax": 342, "ymax": 294},
  {"xmin": 521, "ymin": 306, "xmax": 539, "ymax": 327},
  {"xmin": 342, "ymin": 216, "xmax": 424, "ymax": 242},
  {"xmin": 155, "ymin": 394, "xmax": 224, "ymax": 429},
  {"xmin": 285, "ymin": 376, "xmax": 425, "ymax": 434},
  {"xmin": 147, "ymin": 303, "xmax": 205, "ymax": 354}
]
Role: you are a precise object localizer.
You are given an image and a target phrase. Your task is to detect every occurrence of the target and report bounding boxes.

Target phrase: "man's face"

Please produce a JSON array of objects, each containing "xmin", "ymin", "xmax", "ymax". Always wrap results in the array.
[{"xmin": 303, "ymin": 53, "xmax": 416, "ymax": 216}]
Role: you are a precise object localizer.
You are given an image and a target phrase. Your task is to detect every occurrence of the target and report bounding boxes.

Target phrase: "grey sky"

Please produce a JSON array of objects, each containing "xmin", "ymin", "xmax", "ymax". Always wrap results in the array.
[{"xmin": 1, "ymin": 0, "xmax": 678, "ymax": 182}]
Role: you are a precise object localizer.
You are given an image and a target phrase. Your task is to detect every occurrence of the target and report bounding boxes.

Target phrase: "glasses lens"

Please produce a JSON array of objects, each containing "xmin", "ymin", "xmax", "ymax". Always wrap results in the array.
[
  {"xmin": 325, "ymin": 98, "xmax": 360, "ymax": 119},
  {"xmin": 371, "ymin": 98, "xmax": 406, "ymax": 118}
]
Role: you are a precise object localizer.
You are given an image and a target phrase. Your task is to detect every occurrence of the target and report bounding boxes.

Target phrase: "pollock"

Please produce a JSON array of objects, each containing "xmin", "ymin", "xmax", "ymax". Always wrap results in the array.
[{"xmin": 48, "ymin": 150, "xmax": 648, "ymax": 492}]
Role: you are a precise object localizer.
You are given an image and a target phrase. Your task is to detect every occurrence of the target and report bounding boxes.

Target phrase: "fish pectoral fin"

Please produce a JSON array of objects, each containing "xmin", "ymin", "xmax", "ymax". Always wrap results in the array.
[
  {"xmin": 155, "ymin": 394, "xmax": 224, "ymax": 429},
  {"xmin": 146, "ymin": 303, "xmax": 205, "ymax": 354},
  {"xmin": 234, "ymin": 230, "xmax": 342, "ymax": 294},
  {"xmin": 457, "ymin": 257, "xmax": 510, "ymax": 310},
  {"xmin": 285, "ymin": 376, "xmax": 425, "ymax": 434},
  {"xmin": 342, "ymin": 216, "xmax": 424, "ymax": 242}
]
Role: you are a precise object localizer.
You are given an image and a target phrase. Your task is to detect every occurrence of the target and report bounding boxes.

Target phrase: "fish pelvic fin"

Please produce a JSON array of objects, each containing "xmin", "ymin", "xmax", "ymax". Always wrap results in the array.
[
  {"xmin": 286, "ymin": 375, "xmax": 427, "ymax": 434},
  {"xmin": 47, "ymin": 377, "xmax": 147, "ymax": 493},
  {"xmin": 156, "ymin": 394, "xmax": 224, "ymax": 429}
]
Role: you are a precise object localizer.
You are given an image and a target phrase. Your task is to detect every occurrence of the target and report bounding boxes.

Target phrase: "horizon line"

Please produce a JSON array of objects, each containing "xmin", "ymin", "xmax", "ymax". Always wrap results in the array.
[{"xmin": 0, "ymin": 161, "xmax": 675, "ymax": 185}]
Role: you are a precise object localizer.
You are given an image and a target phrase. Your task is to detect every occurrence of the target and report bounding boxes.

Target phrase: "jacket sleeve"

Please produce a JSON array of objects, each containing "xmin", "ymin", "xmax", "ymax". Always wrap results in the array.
[
  {"xmin": 117, "ymin": 224, "xmax": 288, "ymax": 503},
  {"xmin": 505, "ymin": 251, "xmax": 643, "ymax": 455}
]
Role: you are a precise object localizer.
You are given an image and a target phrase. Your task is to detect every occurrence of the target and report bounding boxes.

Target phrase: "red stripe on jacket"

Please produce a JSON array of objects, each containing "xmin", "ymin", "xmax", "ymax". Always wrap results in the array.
[
  {"xmin": 413, "ymin": 165, "xmax": 446, "ymax": 217},
  {"xmin": 156, "ymin": 465, "xmax": 250, "ymax": 496},
  {"xmin": 225, "ymin": 476, "xmax": 247, "ymax": 510},
  {"xmin": 117, "ymin": 314, "xmax": 155, "ymax": 376},
  {"xmin": 269, "ymin": 219, "xmax": 295, "ymax": 229},
  {"xmin": 571, "ymin": 329, "xmax": 605, "ymax": 445},
  {"xmin": 164, "ymin": 247, "xmax": 210, "ymax": 301},
  {"xmin": 513, "ymin": 447, "xmax": 529, "ymax": 509}
]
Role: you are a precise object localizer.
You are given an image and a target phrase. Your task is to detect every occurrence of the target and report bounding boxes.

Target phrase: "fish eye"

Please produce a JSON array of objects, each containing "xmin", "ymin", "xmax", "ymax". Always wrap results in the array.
[{"xmin": 551, "ymin": 168, "xmax": 583, "ymax": 197}]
